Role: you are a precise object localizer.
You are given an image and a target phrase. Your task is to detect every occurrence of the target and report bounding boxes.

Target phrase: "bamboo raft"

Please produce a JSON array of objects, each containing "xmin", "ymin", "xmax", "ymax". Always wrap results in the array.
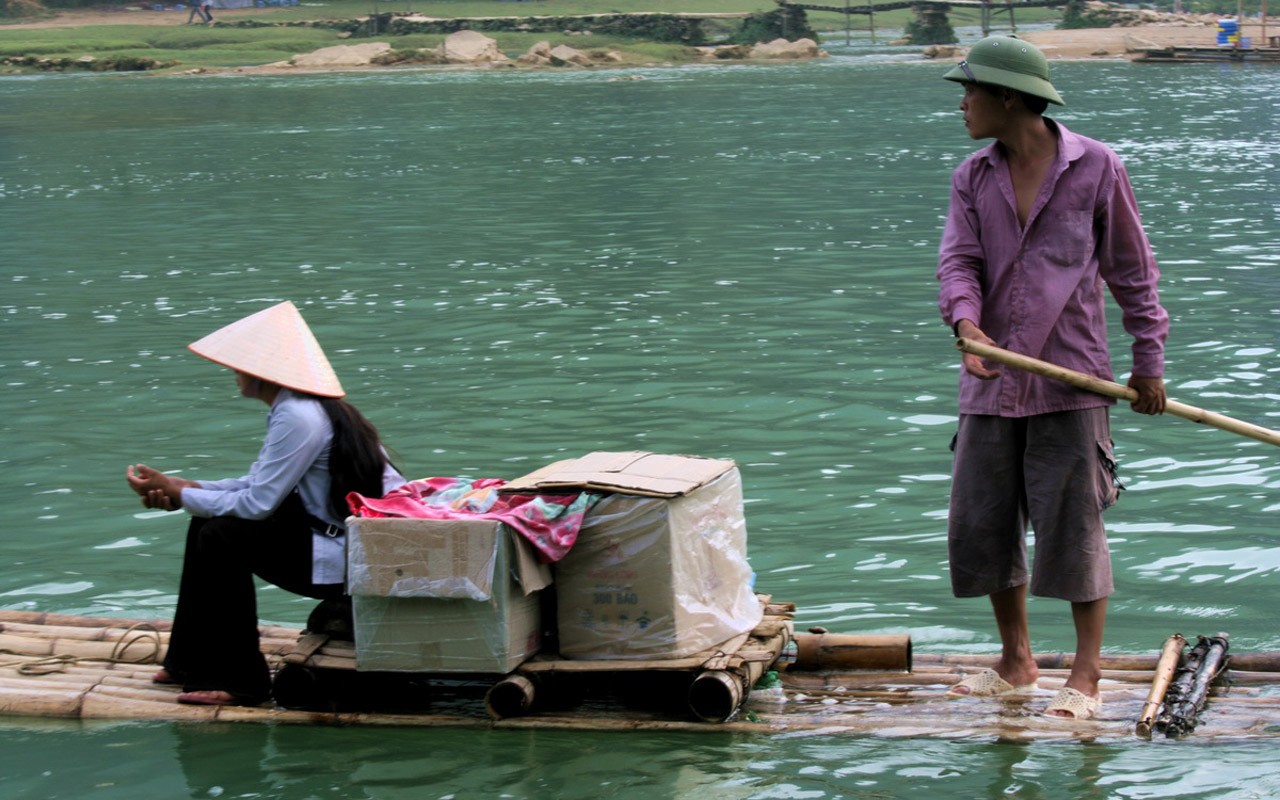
[
  {"xmin": 4, "ymin": 607, "xmax": 1280, "ymax": 741},
  {"xmin": 1135, "ymin": 44, "xmax": 1280, "ymax": 63}
]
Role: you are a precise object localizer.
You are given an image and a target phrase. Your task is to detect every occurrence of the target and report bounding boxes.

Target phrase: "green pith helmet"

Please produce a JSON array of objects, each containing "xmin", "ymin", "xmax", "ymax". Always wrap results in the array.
[{"xmin": 943, "ymin": 35, "xmax": 1065, "ymax": 106}]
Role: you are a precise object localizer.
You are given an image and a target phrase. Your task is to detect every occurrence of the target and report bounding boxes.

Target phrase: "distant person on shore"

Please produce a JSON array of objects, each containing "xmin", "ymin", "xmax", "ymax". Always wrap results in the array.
[
  {"xmin": 187, "ymin": 0, "xmax": 211, "ymax": 24},
  {"xmin": 935, "ymin": 37, "xmax": 1168, "ymax": 719},
  {"xmin": 126, "ymin": 301, "xmax": 404, "ymax": 707}
]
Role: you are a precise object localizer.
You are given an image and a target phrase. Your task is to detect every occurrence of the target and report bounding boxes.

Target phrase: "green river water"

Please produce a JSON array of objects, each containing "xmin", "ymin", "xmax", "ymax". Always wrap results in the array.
[{"xmin": 1, "ymin": 36, "xmax": 1278, "ymax": 799}]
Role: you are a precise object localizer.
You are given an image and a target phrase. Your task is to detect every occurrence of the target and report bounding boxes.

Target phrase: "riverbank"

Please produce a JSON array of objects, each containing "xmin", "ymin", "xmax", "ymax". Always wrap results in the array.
[{"xmin": 1, "ymin": 5, "xmax": 1275, "ymax": 75}]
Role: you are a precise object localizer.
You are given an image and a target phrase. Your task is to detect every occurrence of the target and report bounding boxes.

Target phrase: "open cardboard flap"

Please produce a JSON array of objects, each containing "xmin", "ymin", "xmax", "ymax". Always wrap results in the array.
[{"xmin": 501, "ymin": 451, "xmax": 736, "ymax": 498}]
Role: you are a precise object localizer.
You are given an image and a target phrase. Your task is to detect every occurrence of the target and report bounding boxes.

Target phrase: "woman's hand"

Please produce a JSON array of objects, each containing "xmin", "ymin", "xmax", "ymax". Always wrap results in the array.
[{"xmin": 126, "ymin": 464, "xmax": 191, "ymax": 510}]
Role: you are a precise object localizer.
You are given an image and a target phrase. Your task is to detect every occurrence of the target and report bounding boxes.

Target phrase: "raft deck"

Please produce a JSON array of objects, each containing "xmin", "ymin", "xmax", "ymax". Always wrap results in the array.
[
  {"xmin": 3, "ymin": 609, "xmax": 1279, "ymax": 741},
  {"xmin": 1135, "ymin": 44, "xmax": 1280, "ymax": 63}
]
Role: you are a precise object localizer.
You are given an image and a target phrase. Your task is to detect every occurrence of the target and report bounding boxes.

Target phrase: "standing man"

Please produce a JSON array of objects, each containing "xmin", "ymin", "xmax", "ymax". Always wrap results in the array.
[{"xmin": 936, "ymin": 37, "xmax": 1169, "ymax": 720}]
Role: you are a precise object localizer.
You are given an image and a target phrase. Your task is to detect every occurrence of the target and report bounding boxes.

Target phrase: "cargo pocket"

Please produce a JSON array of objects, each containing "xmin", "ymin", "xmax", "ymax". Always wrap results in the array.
[{"xmin": 1097, "ymin": 438, "xmax": 1122, "ymax": 511}]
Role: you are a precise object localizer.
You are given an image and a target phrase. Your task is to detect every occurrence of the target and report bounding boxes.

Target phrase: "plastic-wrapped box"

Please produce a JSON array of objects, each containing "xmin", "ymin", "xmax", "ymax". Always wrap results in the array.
[
  {"xmin": 505, "ymin": 452, "xmax": 762, "ymax": 659},
  {"xmin": 346, "ymin": 517, "xmax": 548, "ymax": 673}
]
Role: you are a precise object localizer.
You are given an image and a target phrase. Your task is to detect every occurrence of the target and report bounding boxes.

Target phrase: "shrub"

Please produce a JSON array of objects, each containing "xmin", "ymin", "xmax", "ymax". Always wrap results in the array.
[
  {"xmin": 0, "ymin": 0, "xmax": 49, "ymax": 19},
  {"xmin": 727, "ymin": 8, "xmax": 818, "ymax": 45}
]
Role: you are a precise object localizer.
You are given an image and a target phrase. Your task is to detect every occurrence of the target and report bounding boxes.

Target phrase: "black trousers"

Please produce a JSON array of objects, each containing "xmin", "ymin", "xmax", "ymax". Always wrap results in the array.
[{"xmin": 164, "ymin": 493, "xmax": 343, "ymax": 702}]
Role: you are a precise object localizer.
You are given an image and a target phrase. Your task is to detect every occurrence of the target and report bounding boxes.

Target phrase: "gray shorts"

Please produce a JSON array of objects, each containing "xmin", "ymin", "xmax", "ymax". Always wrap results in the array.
[{"xmin": 947, "ymin": 408, "xmax": 1119, "ymax": 603}]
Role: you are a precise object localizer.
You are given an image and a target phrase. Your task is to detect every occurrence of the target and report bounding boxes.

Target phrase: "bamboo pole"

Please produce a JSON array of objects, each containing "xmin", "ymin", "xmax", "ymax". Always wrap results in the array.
[
  {"xmin": 0, "ymin": 611, "xmax": 173, "ymax": 630},
  {"xmin": 790, "ymin": 633, "xmax": 911, "ymax": 672},
  {"xmin": 1136, "ymin": 633, "xmax": 1185, "ymax": 737},
  {"xmin": 955, "ymin": 338, "xmax": 1280, "ymax": 447},
  {"xmin": 0, "ymin": 685, "xmax": 86, "ymax": 718}
]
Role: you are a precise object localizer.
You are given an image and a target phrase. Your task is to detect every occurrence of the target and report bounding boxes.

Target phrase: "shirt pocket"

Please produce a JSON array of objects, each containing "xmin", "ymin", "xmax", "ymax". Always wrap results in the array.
[{"xmin": 1034, "ymin": 210, "xmax": 1094, "ymax": 269}]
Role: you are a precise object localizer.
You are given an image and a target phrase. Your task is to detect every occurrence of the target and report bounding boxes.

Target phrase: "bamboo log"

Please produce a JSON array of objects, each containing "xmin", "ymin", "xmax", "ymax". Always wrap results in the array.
[
  {"xmin": 0, "ymin": 685, "xmax": 85, "ymax": 718},
  {"xmin": 0, "ymin": 632, "xmax": 55, "ymax": 657},
  {"xmin": 0, "ymin": 675, "xmax": 97, "ymax": 694},
  {"xmin": 89, "ymin": 683, "xmax": 183, "ymax": 703},
  {"xmin": 98, "ymin": 673, "xmax": 170, "ymax": 690},
  {"xmin": 955, "ymin": 338, "xmax": 1280, "ymax": 447},
  {"xmin": 790, "ymin": 633, "xmax": 912, "ymax": 672},
  {"xmin": 79, "ymin": 691, "xmax": 213, "ymax": 721},
  {"xmin": 914, "ymin": 650, "xmax": 1280, "ymax": 673},
  {"xmin": 0, "ymin": 622, "xmax": 168, "ymax": 643},
  {"xmin": 485, "ymin": 674, "xmax": 537, "ymax": 720},
  {"xmin": 0, "ymin": 636, "xmax": 159, "ymax": 664},
  {"xmin": 0, "ymin": 611, "xmax": 173, "ymax": 631},
  {"xmin": 1136, "ymin": 633, "xmax": 1185, "ymax": 737}
]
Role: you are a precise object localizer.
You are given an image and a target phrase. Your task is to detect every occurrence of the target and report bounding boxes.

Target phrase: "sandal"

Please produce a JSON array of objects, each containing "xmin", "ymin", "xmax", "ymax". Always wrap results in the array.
[
  {"xmin": 152, "ymin": 669, "xmax": 181, "ymax": 685},
  {"xmin": 946, "ymin": 668, "xmax": 1037, "ymax": 698},
  {"xmin": 1044, "ymin": 686, "xmax": 1101, "ymax": 720},
  {"xmin": 176, "ymin": 690, "xmax": 260, "ymax": 707}
]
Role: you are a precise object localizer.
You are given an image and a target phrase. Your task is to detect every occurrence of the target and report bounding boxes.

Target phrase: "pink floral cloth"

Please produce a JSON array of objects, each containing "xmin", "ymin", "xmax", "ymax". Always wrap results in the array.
[{"xmin": 347, "ymin": 477, "xmax": 599, "ymax": 563}]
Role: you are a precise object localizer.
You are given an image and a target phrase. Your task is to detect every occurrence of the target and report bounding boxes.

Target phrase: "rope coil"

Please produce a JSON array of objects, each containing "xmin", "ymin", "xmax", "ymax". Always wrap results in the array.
[{"xmin": 0, "ymin": 622, "xmax": 165, "ymax": 675}]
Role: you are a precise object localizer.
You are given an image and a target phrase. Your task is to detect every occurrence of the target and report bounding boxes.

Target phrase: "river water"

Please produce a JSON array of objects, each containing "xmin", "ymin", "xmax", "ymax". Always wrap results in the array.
[{"xmin": 1, "ymin": 47, "xmax": 1278, "ymax": 799}]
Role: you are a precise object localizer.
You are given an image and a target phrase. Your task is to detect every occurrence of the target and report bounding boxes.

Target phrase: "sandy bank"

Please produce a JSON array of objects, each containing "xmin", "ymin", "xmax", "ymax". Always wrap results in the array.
[{"xmin": 1017, "ymin": 21, "xmax": 1261, "ymax": 59}]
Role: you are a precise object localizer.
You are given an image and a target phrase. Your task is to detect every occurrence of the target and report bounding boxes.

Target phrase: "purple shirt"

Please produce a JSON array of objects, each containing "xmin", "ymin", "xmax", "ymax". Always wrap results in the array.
[{"xmin": 937, "ymin": 120, "xmax": 1168, "ymax": 417}]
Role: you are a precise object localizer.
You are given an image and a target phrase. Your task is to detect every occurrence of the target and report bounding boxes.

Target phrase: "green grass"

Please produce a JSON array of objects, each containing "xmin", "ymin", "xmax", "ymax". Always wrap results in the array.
[{"xmin": 0, "ymin": 23, "xmax": 341, "ymax": 64}]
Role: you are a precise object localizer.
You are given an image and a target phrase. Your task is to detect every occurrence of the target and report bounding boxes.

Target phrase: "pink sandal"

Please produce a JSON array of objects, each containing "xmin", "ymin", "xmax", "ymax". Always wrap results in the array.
[{"xmin": 176, "ymin": 690, "xmax": 258, "ymax": 707}]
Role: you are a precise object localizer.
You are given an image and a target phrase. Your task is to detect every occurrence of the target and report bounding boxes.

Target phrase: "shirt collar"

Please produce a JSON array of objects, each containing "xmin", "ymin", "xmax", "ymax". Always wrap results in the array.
[{"xmin": 976, "ymin": 117, "xmax": 1085, "ymax": 167}]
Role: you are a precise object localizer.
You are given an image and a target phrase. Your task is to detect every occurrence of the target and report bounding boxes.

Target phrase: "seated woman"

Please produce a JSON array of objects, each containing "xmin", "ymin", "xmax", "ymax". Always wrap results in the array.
[{"xmin": 126, "ymin": 301, "xmax": 405, "ymax": 706}]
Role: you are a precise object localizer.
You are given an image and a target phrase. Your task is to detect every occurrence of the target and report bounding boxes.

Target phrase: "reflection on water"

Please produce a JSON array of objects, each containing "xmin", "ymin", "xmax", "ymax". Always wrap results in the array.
[{"xmin": 1, "ymin": 58, "xmax": 1278, "ymax": 798}]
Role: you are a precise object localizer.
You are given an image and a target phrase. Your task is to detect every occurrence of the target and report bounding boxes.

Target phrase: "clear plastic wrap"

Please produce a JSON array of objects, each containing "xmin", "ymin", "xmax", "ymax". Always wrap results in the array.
[
  {"xmin": 554, "ymin": 468, "xmax": 762, "ymax": 659},
  {"xmin": 347, "ymin": 517, "xmax": 500, "ymax": 601},
  {"xmin": 346, "ymin": 517, "xmax": 541, "ymax": 673}
]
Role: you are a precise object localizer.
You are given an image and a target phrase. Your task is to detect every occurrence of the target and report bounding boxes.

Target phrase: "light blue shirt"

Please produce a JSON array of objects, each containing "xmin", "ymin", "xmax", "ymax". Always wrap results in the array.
[{"xmin": 181, "ymin": 388, "xmax": 404, "ymax": 583}]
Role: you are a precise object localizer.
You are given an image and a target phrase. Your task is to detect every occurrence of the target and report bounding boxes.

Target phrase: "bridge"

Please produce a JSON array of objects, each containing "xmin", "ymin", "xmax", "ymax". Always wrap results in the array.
[{"xmin": 781, "ymin": 0, "xmax": 1072, "ymax": 38}]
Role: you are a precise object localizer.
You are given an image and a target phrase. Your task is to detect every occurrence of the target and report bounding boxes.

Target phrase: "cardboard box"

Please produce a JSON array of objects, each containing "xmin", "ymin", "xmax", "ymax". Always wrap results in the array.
[
  {"xmin": 507, "ymin": 452, "xmax": 762, "ymax": 660},
  {"xmin": 346, "ymin": 517, "xmax": 548, "ymax": 673}
]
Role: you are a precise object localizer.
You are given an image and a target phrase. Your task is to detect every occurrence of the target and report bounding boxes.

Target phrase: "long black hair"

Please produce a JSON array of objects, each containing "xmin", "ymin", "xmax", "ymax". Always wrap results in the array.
[{"xmin": 317, "ymin": 397, "xmax": 394, "ymax": 521}]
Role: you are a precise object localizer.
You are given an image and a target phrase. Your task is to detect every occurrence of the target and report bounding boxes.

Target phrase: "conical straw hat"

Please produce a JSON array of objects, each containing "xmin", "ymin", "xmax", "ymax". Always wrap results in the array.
[{"xmin": 188, "ymin": 301, "xmax": 346, "ymax": 398}]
